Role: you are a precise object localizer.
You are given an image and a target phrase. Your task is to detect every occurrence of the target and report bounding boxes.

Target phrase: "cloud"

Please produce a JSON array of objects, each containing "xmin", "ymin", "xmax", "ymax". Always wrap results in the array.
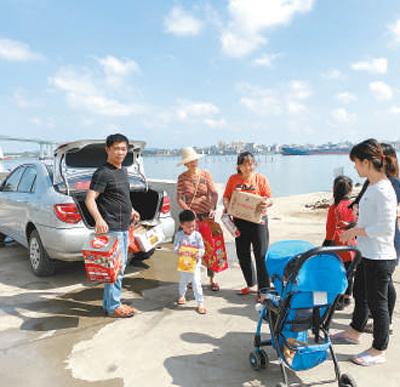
[
  {"xmin": 164, "ymin": 6, "xmax": 202, "ymax": 36},
  {"xmin": 321, "ymin": 68, "xmax": 345, "ymax": 80},
  {"xmin": 97, "ymin": 56, "xmax": 139, "ymax": 86},
  {"xmin": 286, "ymin": 80, "xmax": 312, "ymax": 115},
  {"xmin": 221, "ymin": 0, "xmax": 315, "ymax": 57},
  {"xmin": 29, "ymin": 116, "xmax": 55, "ymax": 129},
  {"xmin": 221, "ymin": 31, "xmax": 266, "ymax": 58},
  {"xmin": 288, "ymin": 80, "xmax": 312, "ymax": 100},
  {"xmin": 389, "ymin": 105, "xmax": 400, "ymax": 114},
  {"xmin": 240, "ymin": 95, "xmax": 282, "ymax": 115},
  {"xmin": 49, "ymin": 68, "xmax": 144, "ymax": 117},
  {"xmin": 99, "ymin": 56, "xmax": 139, "ymax": 77},
  {"xmin": 66, "ymin": 94, "xmax": 143, "ymax": 117},
  {"xmin": 239, "ymin": 80, "xmax": 311, "ymax": 116},
  {"xmin": 252, "ymin": 52, "xmax": 281, "ymax": 67},
  {"xmin": 388, "ymin": 19, "xmax": 400, "ymax": 44},
  {"xmin": 369, "ymin": 81, "xmax": 393, "ymax": 101},
  {"xmin": 351, "ymin": 58, "xmax": 388, "ymax": 74},
  {"xmin": 287, "ymin": 101, "xmax": 306, "ymax": 114},
  {"xmin": 335, "ymin": 92, "xmax": 357, "ymax": 104},
  {"xmin": 0, "ymin": 38, "xmax": 43, "ymax": 61},
  {"xmin": 12, "ymin": 89, "xmax": 43, "ymax": 108},
  {"xmin": 204, "ymin": 118, "xmax": 226, "ymax": 128},
  {"xmin": 331, "ymin": 108, "xmax": 356, "ymax": 124},
  {"xmin": 176, "ymin": 100, "xmax": 219, "ymax": 120},
  {"xmin": 239, "ymin": 84, "xmax": 283, "ymax": 115}
]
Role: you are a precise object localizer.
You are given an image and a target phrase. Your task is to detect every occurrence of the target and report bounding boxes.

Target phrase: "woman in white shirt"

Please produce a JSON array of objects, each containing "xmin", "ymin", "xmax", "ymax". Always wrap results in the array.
[{"xmin": 332, "ymin": 139, "xmax": 397, "ymax": 366}]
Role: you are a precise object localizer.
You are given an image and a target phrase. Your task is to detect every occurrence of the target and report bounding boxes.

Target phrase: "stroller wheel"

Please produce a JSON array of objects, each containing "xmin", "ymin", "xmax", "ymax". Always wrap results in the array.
[
  {"xmin": 339, "ymin": 373, "xmax": 357, "ymax": 387},
  {"xmin": 249, "ymin": 350, "xmax": 269, "ymax": 370}
]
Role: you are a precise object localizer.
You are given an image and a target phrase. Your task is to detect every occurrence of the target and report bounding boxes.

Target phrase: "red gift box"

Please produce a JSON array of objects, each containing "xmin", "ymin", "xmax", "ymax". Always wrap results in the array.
[
  {"xmin": 197, "ymin": 219, "xmax": 228, "ymax": 273},
  {"xmin": 128, "ymin": 225, "xmax": 141, "ymax": 254},
  {"xmin": 82, "ymin": 234, "xmax": 122, "ymax": 283}
]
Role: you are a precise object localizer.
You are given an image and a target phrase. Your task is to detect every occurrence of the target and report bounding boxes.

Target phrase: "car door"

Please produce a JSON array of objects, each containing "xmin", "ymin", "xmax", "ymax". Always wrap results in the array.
[
  {"xmin": 14, "ymin": 166, "xmax": 38, "ymax": 242},
  {"xmin": 0, "ymin": 166, "xmax": 26, "ymax": 239}
]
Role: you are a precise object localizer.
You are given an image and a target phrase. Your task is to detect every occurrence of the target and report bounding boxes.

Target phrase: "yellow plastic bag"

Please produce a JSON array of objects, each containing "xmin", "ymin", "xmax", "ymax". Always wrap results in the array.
[{"xmin": 177, "ymin": 246, "xmax": 198, "ymax": 273}]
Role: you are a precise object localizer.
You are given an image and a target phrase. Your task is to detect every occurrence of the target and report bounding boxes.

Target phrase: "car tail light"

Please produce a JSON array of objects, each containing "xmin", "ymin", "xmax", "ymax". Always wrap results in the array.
[
  {"xmin": 160, "ymin": 193, "xmax": 171, "ymax": 214},
  {"xmin": 54, "ymin": 203, "xmax": 82, "ymax": 224}
]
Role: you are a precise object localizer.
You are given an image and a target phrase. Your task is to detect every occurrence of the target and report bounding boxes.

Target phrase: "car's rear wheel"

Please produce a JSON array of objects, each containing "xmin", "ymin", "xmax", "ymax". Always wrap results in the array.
[
  {"xmin": 131, "ymin": 248, "xmax": 155, "ymax": 261},
  {"xmin": 29, "ymin": 230, "xmax": 56, "ymax": 276},
  {"xmin": 0, "ymin": 232, "xmax": 6, "ymax": 247}
]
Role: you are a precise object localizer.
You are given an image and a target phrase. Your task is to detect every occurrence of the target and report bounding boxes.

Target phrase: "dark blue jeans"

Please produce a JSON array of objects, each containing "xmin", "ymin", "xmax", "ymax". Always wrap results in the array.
[{"xmin": 351, "ymin": 258, "xmax": 396, "ymax": 350}]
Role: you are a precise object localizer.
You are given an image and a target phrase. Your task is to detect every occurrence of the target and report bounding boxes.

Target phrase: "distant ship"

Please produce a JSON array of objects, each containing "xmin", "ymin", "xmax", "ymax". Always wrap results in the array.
[{"xmin": 280, "ymin": 145, "xmax": 351, "ymax": 156}]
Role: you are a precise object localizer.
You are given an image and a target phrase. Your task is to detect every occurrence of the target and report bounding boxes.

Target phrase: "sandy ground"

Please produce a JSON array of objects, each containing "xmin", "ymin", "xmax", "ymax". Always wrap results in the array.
[{"xmin": 0, "ymin": 192, "xmax": 399, "ymax": 387}]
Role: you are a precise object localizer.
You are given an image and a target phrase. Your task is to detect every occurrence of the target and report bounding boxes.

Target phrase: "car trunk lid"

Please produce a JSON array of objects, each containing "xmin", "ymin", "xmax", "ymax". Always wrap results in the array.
[{"xmin": 53, "ymin": 139, "xmax": 147, "ymax": 193}]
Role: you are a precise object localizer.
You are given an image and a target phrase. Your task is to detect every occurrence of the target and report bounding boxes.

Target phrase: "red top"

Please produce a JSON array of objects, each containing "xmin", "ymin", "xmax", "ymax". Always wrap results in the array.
[{"xmin": 325, "ymin": 199, "xmax": 356, "ymax": 262}]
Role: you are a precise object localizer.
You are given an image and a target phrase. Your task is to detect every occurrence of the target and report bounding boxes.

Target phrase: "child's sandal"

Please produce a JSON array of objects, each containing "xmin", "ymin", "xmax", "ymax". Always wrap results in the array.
[{"xmin": 196, "ymin": 306, "xmax": 207, "ymax": 314}]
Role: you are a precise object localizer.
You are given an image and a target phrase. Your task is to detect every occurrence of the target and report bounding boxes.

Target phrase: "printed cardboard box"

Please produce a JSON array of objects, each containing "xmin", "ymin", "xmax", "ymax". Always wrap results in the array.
[
  {"xmin": 227, "ymin": 190, "xmax": 264, "ymax": 223},
  {"xmin": 82, "ymin": 234, "xmax": 122, "ymax": 283},
  {"xmin": 134, "ymin": 224, "xmax": 165, "ymax": 252}
]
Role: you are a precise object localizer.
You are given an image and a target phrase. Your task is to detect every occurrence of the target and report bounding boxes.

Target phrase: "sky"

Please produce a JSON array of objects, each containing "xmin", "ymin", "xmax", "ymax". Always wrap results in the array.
[{"xmin": 1, "ymin": 0, "xmax": 400, "ymax": 152}]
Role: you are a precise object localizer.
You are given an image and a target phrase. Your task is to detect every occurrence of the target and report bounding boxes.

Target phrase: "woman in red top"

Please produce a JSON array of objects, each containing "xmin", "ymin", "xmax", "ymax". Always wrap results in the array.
[
  {"xmin": 223, "ymin": 152, "xmax": 272, "ymax": 299},
  {"xmin": 323, "ymin": 175, "xmax": 356, "ymax": 309}
]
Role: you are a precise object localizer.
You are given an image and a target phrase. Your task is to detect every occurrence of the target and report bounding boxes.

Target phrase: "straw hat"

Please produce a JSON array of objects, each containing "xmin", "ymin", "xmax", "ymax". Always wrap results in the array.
[{"xmin": 177, "ymin": 146, "xmax": 204, "ymax": 166}]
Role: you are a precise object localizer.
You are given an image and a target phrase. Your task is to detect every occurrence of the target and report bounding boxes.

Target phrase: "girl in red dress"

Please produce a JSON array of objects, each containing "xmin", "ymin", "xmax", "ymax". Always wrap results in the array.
[{"xmin": 323, "ymin": 175, "xmax": 356, "ymax": 309}]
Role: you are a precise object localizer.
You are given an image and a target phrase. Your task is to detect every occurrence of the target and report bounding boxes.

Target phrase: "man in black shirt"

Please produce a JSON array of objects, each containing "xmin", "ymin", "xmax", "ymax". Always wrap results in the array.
[{"xmin": 86, "ymin": 133, "xmax": 140, "ymax": 318}]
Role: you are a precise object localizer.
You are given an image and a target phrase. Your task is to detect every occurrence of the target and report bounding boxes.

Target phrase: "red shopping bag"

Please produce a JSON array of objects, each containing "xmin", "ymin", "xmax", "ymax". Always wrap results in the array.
[{"xmin": 197, "ymin": 219, "xmax": 228, "ymax": 273}]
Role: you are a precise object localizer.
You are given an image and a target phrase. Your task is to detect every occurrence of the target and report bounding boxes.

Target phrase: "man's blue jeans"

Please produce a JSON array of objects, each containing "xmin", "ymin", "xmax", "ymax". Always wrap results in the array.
[{"xmin": 103, "ymin": 231, "xmax": 129, "ymax": 314}]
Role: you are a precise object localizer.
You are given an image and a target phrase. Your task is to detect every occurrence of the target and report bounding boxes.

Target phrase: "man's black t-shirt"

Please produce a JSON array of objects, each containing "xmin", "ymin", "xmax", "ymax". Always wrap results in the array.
[{"xmin": 90, "ymin": 163, "xmax": 132, "ymax": 231}]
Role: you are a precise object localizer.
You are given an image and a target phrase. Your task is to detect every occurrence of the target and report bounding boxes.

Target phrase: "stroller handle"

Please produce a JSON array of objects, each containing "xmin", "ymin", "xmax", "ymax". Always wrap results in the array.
[{"xmin": 283, "ymin": 246, "xmax": 362, "ymax": 281}]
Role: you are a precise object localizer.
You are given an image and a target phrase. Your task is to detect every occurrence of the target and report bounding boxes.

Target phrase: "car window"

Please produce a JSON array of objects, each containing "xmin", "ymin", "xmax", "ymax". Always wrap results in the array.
[
  {"xmin": 2, "ymin": 167, "xmax": 25, "ymax": 192},
  {"xmin": 18, "ymin": 167, "xmax": 37, "ymax": 193},
  {"xmin": 45, "ymin": 164, "xmax": 53, "ymax": 182},
  {"xmin": 65, "ymin": 144, "xmax": 134, "ymax": 168}
]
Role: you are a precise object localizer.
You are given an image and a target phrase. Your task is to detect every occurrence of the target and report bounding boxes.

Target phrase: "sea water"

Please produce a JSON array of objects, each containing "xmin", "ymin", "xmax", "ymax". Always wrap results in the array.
[
  {"xmin": 142, "ymin": 154, "xmax": 364, "ymax": 197},
  {"xmin": 0, "ymin": 154, "xmax": 374, "ymax": 197}
]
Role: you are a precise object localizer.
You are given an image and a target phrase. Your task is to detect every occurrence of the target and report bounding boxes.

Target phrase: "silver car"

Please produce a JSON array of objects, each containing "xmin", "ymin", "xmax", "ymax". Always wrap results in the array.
[{"xmin": 0, "ymin": 140, "xmax": 175, "ymax": 276}]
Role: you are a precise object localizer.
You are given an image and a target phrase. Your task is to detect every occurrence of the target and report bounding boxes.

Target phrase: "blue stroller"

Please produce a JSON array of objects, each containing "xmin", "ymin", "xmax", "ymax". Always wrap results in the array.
[{"xmin": 249, "ymin": 240, "xmax": 361, "ymax": 387}]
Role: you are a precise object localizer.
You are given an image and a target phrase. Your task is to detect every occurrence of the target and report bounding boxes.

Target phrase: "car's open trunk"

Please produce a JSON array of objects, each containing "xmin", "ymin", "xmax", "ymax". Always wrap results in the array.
[{"xmin": 73, "ymin": 188, "xmax": 162, "ymax": 228}]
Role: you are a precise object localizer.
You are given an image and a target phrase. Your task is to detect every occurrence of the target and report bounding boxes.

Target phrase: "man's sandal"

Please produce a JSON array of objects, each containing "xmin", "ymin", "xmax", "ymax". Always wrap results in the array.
[
  {"xmin": 121, "ymin": 304, "xmax": 138, "ymax": 314},
  {"xmin": 108, "ymin": 305, "xmax": 135, "ymax": 318}
]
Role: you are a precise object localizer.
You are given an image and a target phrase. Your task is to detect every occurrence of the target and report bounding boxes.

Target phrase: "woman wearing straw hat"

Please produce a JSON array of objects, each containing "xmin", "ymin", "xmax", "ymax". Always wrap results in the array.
[{"xmin": 177, "ymin": 147, "xmax": 220, "ymax": 291}]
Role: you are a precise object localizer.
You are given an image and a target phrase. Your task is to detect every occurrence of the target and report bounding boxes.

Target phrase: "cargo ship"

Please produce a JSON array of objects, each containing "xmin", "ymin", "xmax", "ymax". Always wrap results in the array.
[{"xmin": 280, "ymin": 144, "xmax": 351, "ymax": 156}]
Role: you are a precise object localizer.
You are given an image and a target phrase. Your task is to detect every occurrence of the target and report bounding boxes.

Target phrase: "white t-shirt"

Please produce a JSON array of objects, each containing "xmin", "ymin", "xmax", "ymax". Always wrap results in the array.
[{"xmin": 357, "ymin": 178, "xmax": 397, "ymax": 260}]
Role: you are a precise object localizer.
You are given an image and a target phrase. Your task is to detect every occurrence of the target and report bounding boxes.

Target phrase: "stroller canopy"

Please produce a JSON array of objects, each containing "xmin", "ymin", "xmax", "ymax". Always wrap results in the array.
[
  {"xmin": 266, "ymin": 240, "xmax": 347, "ymax": 296},
  {"xmin": 266, "ymin": 240, "xmax": 314, "ymax": 293}
]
